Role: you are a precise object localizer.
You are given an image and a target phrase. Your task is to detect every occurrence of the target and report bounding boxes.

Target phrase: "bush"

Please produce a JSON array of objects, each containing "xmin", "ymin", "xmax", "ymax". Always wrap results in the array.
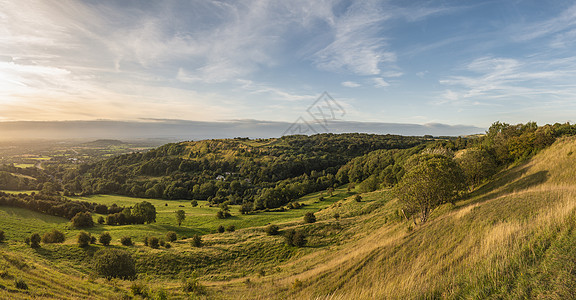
[
  {"xmin": 182, "ymin": 278, "xmax": 206, "ymax": 295},
  {"xmin": 226, "ymin": 225, "xmax": 236, "ymax": 232},
  {"xmin": 304, "ymin": 212, "xmax": 316, "ymax": 223},
  {"xmin": 42, "ymin": 229, "xmax": 65, "ymax": 243},
  {"xmin": 217, "ymin": 225, "xmax": 225, "ymax": 233},
  {"xmin": 71, "ymin": 212, "xmax": 94, "ymax": 228},
  {"xmin": 164, "ymin": 242, "xmax": 171, "ymax": 249},
  {"xmin": 216, "ymin": 210, "xmax": 231, "ymax": 219},
  {"xmin": 93, "ymin": 248, "xmax": 136, "ymax": 280},
  {"xmin": 265, "ymin": 224, "xmax": 280, "ymax": 235},
  {"xmin": 121, "ymin": 236, "xmax": 133, "ymax": 246},
  {"xmin": 130, "ymin": 282, "xmax": 149, "ymax": 297},
  {"xmin": 354, "ymin": 195, "xmax": 362, "ymax": 202},
  {"xmin": 191, "ymin": 200, "xmax": 198, "ymax": 207},
  {"xmin": 166, "ymin": 231, "xmax": 177, "ymax": 242},
  {"xmin": 0, "ymin": 230, "xmax": 5, "ymax": 243},
  {"xmin": 97, "ymin": 216, "xmax": 105, "ymax": 224},
  {"xmin": 191, "ymin": 235, "xmax": 202, "ymax": 247},
  {"xmin": 29, "ymin": 233, "xmax": 41, "ymax": 248},
  {"xmin": 148, "ymin": 237, "xmax": 159, "ymax": 249},
  {"xmin": 284, "ymin": 229, "xmax": 307, "ymax": 247},
  {"xmin": 99, "ymin": 232, "xmax": 112, "ymax": 246},
  {"xmin": 14, "ymin": 278, "xmax": 28, "ymax": 290},
  {"xmin": 77, "ymin": 231, "xmax": 91, "ymax": 247},
  {"xmin": 143, "ymin": 236, "xmax": 149, "ymax": 246}
]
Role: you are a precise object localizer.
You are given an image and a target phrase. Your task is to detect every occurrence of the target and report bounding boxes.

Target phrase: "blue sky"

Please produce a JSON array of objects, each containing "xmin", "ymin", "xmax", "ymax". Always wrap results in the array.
[{"xmin": 1, "ymin": 0, "xmax": 576, "ymax": 132}]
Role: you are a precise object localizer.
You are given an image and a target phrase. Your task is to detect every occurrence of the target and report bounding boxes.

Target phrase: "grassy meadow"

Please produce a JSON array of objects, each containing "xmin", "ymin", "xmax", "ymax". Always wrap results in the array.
[{"xmin": 4, "ymin": 137, "xmax": 576, "ymax": 298}]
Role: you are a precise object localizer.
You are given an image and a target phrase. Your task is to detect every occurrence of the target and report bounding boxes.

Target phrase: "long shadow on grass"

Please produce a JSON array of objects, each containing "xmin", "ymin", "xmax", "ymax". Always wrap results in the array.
[{"xmin": 464, "ymin": 163, "xmax": 549, "ymax": 207}]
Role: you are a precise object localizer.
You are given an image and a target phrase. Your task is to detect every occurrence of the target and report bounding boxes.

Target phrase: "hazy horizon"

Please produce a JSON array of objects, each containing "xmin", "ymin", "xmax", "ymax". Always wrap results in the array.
[{"xmin": 0, "ymin": 119, "xmax": 484, "ymax": 141}]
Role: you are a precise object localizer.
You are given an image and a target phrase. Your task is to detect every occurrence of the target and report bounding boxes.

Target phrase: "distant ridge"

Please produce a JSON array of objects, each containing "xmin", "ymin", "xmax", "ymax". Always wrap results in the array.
[{"xmin": 83, "ymin": 139, "xmax": 125, "ymax": 146}]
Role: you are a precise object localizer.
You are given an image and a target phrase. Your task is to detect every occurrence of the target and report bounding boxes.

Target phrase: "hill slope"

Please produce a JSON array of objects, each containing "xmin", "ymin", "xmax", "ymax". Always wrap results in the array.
[{"xmin": 229, "ymin": 136, "xmax": 576, "ymax": 299}]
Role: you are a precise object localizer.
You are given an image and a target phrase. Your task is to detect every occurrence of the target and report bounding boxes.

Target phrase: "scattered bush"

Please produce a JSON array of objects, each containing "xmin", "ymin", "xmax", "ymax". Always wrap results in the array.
[
  {"xmin": 42, "ymin": 229, "xmax": 65, "ymax": 244},
  {"xmin": 217, "ymin": 225, "xmax": 225, "ymax": 233},
  {"xmin": 191, "ymin": 235, "xmax": 202, "ymax": 247},
  {"xmin": 354, "ymin": 195, "xmax": 362, "ymax": 202},
  {"xmin": 0, "ymin": 230, "xmax": 5, "ymax": 243},
  {"xmin": 97, "ymin": 216, "xmax": 105, "ymax": 224},
  {"xmin": 77, "ymin": 231, "xmax": 91, "ymax": 247},
  {"xmin": 148, "ymin": 237, "xmax": 159, "ymax": 249},
  {"xmin": 29, "ymin": 233, "xmax": 41, "ymax": 248},
  {"xmin": 216, "ymin": 210, "xmax": 231, "ymax": 219},
  {"xmin": 284, "ymin": 229, "xmax": 307, "ymax": 247},
  {"xmin": 304, "ymin": 212, "xmax": 316, "ymax": 223},
  {"xmin": 99, "ymin": 232, "xmax": 112, "ymax": 246},
  {"xmin": 265, "ymin": 224, "xmax": 280, "ymax": 235},
  {"xmin": 121, "ymin": 236, "xmax": 133, "ymax": 246},
  {"xmin": 226, "ymin": 225, "xmax": 236, "ymax": 232},
  {"xmin": 164, "ymin": 242, "xmax": 171, "ymax": 249},
  {"xmin": 182, "ymin": 278, "xmax": 206, "ymax": 295},
  {"xmin": 166, "ymin": 231, "xmax": 177, "ymax": 242},
  {"xmin": 93, "ymin": 248, "xmax": 136, "ymax": 280},
  {"xmin": 71, "ymin": 211, "xmax": 94, "ymax": 228},
  {"xmin": 90, "ymin": 236, "xmax": 97, "ymax": 244},
  {"xmin": 143, "ymin": 236, "xmax": 149, "ymax": 246},
  {"xmin": 190, "ymin": 200, "xmax": 198, "ymax": 207},
  {"xmin": 14, "ymin": 278, "xmax": 28, "ymax": 290},
  {"xmin": 239, "ymin": 202, "xmax": 253, "ymax": 214},
  {"xmin": 130, "ymin": 282, "xmax": 149, "ymax": 297}
]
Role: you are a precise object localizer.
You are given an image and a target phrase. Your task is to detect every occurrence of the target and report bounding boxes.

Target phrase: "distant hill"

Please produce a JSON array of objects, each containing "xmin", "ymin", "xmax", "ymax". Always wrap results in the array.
[{"xmin": 83, "ymin": 139, "xmax": 126, "ymax": 147}]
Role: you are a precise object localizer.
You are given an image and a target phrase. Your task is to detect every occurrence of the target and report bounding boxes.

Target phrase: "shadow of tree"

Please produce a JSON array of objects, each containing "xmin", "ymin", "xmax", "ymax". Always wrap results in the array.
[{"xmin": 463, "ymin": 163, "xmax": 549, "ymax": 206}]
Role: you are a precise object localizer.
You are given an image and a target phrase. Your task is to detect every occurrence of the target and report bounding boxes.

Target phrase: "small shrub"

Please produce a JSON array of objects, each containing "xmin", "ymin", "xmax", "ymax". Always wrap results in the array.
[
  {"xmin": 14, "ymin": 278, "xmax": 28, "ymax": 290},
  {"xmin": 97, "ymin": 216, "xmax": 105, "ymax": 224},
  {"xmin": 182, "ymin": 278, "xmax": 206, "ymax": 295},
  {"xmin": 143, "ymin": 236, "xmax": 149, "ymax": 246},
  {"xmin": 77, "ymin": 231, "xmax": 91, "ymax": 247},
  {"xmin": 93, "ymin": 248, "xmax": 136, "ymax": 280},
  {"xmin": 0, "ymin": 230, "xmax": 5, "ymax": 243},
  {"xmin": 120, "ymin": 236, "xmax": 133, "ymax": 246},
  {"xmin": 71, "ymin": 212, "xmax": 94, "ymax": 228},
  {"xmin": 216, "ymin": 210, "xmax": 231, "ymax": 219},
  {"xmin": 191, "ymin": 235, "xmax": 202, "ymax": 247},
  {"xmin": 164, "ymin": 242, "xmax": 171, "ymax": 249},
  {"xmin": 304, "ymin": 212, "xmax": 316, "ymax": 223},
  {"xmin": 265, "ymin": 224, "xmax": 280, "ymax": 235},
  {"xmin": 217, "ymin": 225, "xmax": 225, "ymax": 233},
  {"xmin": 159, "ymin": 239, "xmax": 166, "ymax": 247},
  {"xmin": 226, "ymin": 225, "xmax": 236, "ymax": 232},
  {"xmin": 191, "ymin": 200, "xmax": 198, "ymax": 207},
  {"xmin": 99, "ymin": 232, "xmax": 112, "ymax": 246},
  {"xmin": 166, "ymin": 231, "xmax": 177, "ymax": 242},
  {"xmin": 333, "ymin": 213, "xmax": 340, "ymax": 220},
  {"xmin": 355, "ymin": 195, "xmax": 362, "ymax": 202},
  {"xmin": 90, "ymin": 236, "xmax": 97, "ymax": 244},
  {"xmin": 29, "ymin": 233, "xmax": 41, "ymax": 248},
  {"xmin": 319, "ymin": 196, "xmax": 325, "ymax": 201},
  {"xmin": 293, "ymin": 279, "xmax": 303, "ymax": 290},
  {"xmin": 130, "ymin": 282, "xmax": 148, "ymax": 297},
  {"xmin": 42, "ymin": 229, "xmax": 65, "ymax": 244},
  {"xmin": 284, "ymin": 229, "xmax": 306, "ymax": 247},
  {"xmin": 148, "ymin": 237, "xmax": 159, "ymax": 249}
]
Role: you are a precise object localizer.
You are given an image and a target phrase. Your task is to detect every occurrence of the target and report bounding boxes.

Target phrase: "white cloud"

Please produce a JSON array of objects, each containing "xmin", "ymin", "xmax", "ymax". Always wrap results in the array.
[
  {"xmin": 438, "ymin": 56, "xmax": 576, "ymax": 105},
  {"xmin": 342, "ymin": 81, "xmax": 361, "ymax": 88},
  {"xmin": 373, "ymin": 78, "xmax": 390, "ymax": 88}
]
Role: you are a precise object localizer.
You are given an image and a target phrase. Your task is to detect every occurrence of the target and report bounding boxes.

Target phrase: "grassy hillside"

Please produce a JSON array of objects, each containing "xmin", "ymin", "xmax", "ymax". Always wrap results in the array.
[
  {"xmin": 3, "ymin": 135, "xmax": 576, "ymax": 298},
  {"xmin": 234, "ymin": 136, "xmax": 576, "ymax": 299}
]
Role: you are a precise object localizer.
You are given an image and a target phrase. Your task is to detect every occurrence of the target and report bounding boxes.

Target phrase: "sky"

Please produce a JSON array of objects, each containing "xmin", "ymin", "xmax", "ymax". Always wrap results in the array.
[{"xmin": 1, "ymin": 0, "xmax": 576, "ymax": 138}]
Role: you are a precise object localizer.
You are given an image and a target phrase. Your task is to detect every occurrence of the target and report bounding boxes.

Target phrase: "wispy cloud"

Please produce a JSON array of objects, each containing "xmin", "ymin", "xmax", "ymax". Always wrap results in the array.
[
  {"xmin": 342, "ymin": 81, "xmax": 361, "ymax": 88},
  {"xmin": 438, "ymin": 56, "xmax": 576, "ymax": 105}
]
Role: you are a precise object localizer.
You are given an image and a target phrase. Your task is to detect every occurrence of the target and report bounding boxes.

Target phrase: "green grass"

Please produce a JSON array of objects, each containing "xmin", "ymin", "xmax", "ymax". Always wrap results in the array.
[{"xmin": 68, "ymin": 188, "xmax": 350, "ymax": 242}]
